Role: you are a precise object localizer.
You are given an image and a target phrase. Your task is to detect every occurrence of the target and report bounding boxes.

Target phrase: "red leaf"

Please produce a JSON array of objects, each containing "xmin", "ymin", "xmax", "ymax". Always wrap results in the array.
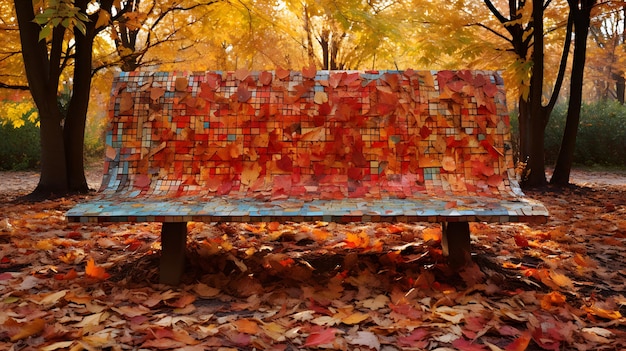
[
  {"xmin": 514, "ymin": 234, "xmax": 529, "ymax": 248},
  {"xmin": 329, "ymin": 72, "xmax": 344, "ymax": 88},
  {"xmin": 487, "ymin": 174, "xmax": 503, "ymax": 187},
  {"xmin": 54, "ymin": 269, "xmax": 78, "ymax": 280},
  {"xmin": 304, "ymin": 327, "xmax": 337, "ymax": 347},
  {"xmin": 302, "ymin": 64, "xmax": 317, "ymax": 79},
  {"xmin": 480, "ymin": 140, "xmax": 503, "ymax": 159},
  {"xmin": 347, "ymin": 167, "xmax": 363, "ymax": 181},
  {"xmin": 134, "ymin": 174, "xmax": 151, "ymax": 188},
  {"xmin": 237, "ymin": 84, "xmax": 252, "ymax": 102},
  {"xmin": 276, "ymin": 67, "xmax": 290, "ymax": 80},
  {"xmin": 277, "ymin": 156, "xmax": 293, "ymax": 172},
  {"xmin": 419, "ymin": 125, "xmax": 431, "ymax": 139},
  {"xmin": 397, "ymin": 329, "xmax": 429, "ymax": 347},
  {"xmin": 483, "ymin": 81, "xmax": 499, "ymax": 97},
  {"xmin": 452, "ymin": 338, "xmax": 488, "ymax": 351},
  {"xmin": 259, "ymin": 71, "xmax": 273, "ymax": 85}
]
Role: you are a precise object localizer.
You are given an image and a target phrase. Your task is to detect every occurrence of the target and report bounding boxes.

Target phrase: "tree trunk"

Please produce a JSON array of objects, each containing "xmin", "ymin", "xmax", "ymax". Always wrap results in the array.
[
  {"xmin": 15, "ymin": 1, "xmax": 69, "ymax": 198},
  {"xmin": 319, "ymin": 29, "xmax": 330, "ymax": 70},
  {"xmin": 64, "ymin": 1, "xmax": 95, "ymax": 193},
  {"xmin": 521, "ymin": 0, "xmax": 549, "ymax": 188},
  {"xmin": 616, "ymin": 73, "xmax": 625, "ymax": 104},
  {"xmin": 14, "ymin": 1, "xmax": 93, "ymax": 199},
  {"xmin": 551, "ymin": 0, "xmax": 595, "ymax": 185}
]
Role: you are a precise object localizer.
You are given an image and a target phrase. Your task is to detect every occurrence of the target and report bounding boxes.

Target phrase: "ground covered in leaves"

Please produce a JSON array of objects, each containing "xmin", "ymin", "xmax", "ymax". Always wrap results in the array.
[{"xmin": 0, "ymin": 171, "xmax": 625, "ymax": 350}]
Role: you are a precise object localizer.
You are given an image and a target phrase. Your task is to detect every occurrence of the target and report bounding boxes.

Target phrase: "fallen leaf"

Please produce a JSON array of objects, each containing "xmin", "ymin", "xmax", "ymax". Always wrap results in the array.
[
  {"xmin": 6, "ymin": 318, "xmax": 45, "ymax": 341},
  {"xmin": 504, "ymin": 331, "xmax": 532, "ymax": 351},
  {"xmin": 304, "ymin": 327, "xmax": 338, "ymax": 347},
  {"xmin": 346, "ymin": 331, "xmax": 380, "ymax": 351},
  {"xmin": 85, "ymin": 257, "xmax": 110, "ymax": 280}
]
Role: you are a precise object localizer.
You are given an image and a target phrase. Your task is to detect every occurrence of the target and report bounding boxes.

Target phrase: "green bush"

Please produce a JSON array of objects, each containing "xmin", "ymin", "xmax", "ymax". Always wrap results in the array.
[
  {"xmin": 510, "ymin": 101, "xmax": 626, "ymax": 167},
  {"xmin": 545, "ymin": 101, "xmax": 626, "ymax": 166},
  {"xmin": 0, "ymin": 119, "xmax": 41, "ymax": 170}
]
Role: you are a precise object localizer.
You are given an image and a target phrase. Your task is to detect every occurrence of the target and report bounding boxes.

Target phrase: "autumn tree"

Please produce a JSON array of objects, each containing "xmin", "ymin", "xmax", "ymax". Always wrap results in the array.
[
  {"xmin": 551, "ymin": 0, "xmax": 599, "ymax": 185},
  {"xmin": 586, "ymin": 3, "xmax": 626, "ymax": 103},
  {"xmin": 285, "ymin": 0, "xmax": 405, "ymax": 70},
  {"xmin": 11, "ymin": 0, "xmax": 220, "ymax": 199}
]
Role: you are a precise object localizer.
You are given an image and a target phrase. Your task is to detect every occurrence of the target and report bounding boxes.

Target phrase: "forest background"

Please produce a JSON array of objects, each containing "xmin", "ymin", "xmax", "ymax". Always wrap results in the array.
[{"xmin": 0, "ymin": 0, "xmax": 625, "ymax": 190}]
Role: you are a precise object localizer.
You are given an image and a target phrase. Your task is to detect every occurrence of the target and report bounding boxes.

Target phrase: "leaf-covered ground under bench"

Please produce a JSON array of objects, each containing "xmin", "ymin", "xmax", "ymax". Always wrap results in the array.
[{"xmin": 1, "ymin": 181, "xmax": 625, "ymax": 350}]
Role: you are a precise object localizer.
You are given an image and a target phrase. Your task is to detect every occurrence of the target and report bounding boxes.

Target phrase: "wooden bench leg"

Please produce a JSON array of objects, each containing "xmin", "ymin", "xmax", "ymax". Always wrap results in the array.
[
  {"xmin": 160, "ymin": 222, "xmax": 188, "ymax": 285},
  {"xmin": 441, "ymin": 222, "xmax": 471, "ymax": 269}
]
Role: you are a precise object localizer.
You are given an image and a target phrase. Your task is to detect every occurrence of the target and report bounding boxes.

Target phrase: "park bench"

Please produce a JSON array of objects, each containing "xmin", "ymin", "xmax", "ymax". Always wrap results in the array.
[{"xmin": 66, "ymin": 68, "xmax": 549, "ymax": 285}]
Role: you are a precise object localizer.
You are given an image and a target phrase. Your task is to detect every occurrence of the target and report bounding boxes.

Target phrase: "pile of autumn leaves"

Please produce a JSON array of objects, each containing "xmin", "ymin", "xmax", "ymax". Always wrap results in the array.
[{"xmin": 0, "ymin": 186, "xmax": 625, "ymax": 350}]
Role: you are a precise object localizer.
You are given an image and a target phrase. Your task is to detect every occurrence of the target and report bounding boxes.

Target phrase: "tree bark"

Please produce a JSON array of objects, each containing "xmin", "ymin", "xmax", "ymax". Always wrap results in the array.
[
  {"xmin": 551, "ymin": 0, "xmax": 595, "ymax": 185},
  {"xmin": 14, "ymin": 1, "xmax": 69, "ymax": 197},
  {"xmin": 521, "ymin": 0, "xmax": 549, "ymax": 187},
  {"xmin": 14, "ymin": 1, "xmax": 94, "ymax": 198},
  {"xmin": 64, "ymin": 0, "xmax": 96, "ymax": 193}
]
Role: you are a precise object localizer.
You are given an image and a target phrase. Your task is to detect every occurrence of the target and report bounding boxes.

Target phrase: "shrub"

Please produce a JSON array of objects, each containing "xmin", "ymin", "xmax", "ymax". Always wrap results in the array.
[
  {"xmin": 545, "ymin": 101, "xmax": 626, "ymax": 166},
  {"xmin": 510, "ymin": 101, "xmax": 626, "ymax": 167},
  {"xmin": 0, "ymin": 119, "xmax": 41, "ymax": 170}
]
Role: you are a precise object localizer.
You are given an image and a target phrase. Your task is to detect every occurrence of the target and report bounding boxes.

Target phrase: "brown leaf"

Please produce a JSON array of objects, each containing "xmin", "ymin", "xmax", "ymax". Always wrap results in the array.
[{"xmin": 6, "ymin": 318, "xmax": 46, "ymax": 341}]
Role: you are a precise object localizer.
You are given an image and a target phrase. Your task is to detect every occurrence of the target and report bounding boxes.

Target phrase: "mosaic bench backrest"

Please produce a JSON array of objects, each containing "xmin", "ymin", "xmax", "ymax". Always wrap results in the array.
[{"xmin": 101, "ymin": 69, "xmax": 520, "ymax": 201}]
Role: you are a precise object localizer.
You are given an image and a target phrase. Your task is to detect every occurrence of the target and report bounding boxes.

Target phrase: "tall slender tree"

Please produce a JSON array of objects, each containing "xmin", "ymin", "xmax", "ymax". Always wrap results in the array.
[{"xmin": 551, "ymin": 0, "xmax": 598, "ymax": 185}]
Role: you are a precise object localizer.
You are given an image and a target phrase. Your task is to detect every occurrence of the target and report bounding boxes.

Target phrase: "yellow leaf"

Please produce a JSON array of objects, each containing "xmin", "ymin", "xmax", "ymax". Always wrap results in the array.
[
  {"xmin": 548, "ymin": 271, "xmax": 573, "ymax": 289},
  {"xmin": 314, "ymin": 91, "xmax": 328, "ymax": 104},
  {"xmin": 241, "ymin": 162, "xmax": 262, "ymax": 186},
  {"xmin": 75, "ymin": 312, "xmax": 107, "ymax": 328},
  {"xmin": 362, "ymin": 294, "xmax": 389, "ymax": 310},
  {"xmin": 95, "ymin": 10, "xmax": 110, "ymax": 28},
  {"xmin": 341, "ymin": 312, "xmax": 370, "ymax": 325},
  {"xmin": 40, "ymin": 341, "xmax": 75, "ymax": 351},
  {"xmin": 38, "ymin": 289, "xmax": 68, "ymax": 305},
  {"xmin": 584, "ymin": 305, "xmax": 622, "ymax": 320}
]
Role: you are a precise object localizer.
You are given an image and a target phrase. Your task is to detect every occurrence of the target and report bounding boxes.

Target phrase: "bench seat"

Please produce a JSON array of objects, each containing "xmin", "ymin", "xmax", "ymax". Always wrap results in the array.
[
  {"xmin": 68, "ymin": 196, "xmax": 547, "ymax": 223},
  {"xmin": 67, "ymin": 69, "xmax": 548, "ymax": 284}
]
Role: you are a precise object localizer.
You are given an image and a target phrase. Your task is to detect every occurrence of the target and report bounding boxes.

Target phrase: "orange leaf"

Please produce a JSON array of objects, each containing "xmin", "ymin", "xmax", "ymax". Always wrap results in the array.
[
  {"xmin": 276, "ymin": 66, "xmax": 290, "ymax": 80},
  {"xmin": 422, "ymin": 227, "xmax": 441, "ymax": 242},
  {"xmin": 541, "ymin": 291, "xmax": 566, "ymax": 310},
  {"xmin": 487, "ymin": 174, "xmax": 503, "ymax": 187},
  {"xmin": 85, "ymin": 258, "xmax": 110, "ymax": 280},
  {"xmin": 584, "ymin": 305, "xmax": 623, "ymax": 320},
  {"xmin": 267, "ymin": 222, "xmax": 280, "ymax": 231},
  {"xmin": 345, "ymin": 232, "xmax": 369, "ymax": 249},
  {"xmin": 505, "ymin": 331, "xmax": 532, "ymax": 351},
  {"xmin": 169, "ymin": 294, "xmax": 196, "ymax": 308},
  {"xmin": 233, "ymin": 319, "xmax": 260, "ymax": 334},
  {"xmin": 441, "ymin": 156, "xmax": 456, "ymax": 171},
  {"xmin": 6, "ymin": 318, "xmax": 45, "ymax": 341}
]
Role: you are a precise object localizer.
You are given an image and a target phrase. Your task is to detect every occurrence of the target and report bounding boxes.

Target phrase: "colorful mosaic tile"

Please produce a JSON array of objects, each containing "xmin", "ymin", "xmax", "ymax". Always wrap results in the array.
[{"xmin": 67, "ymin": 69, "xmax": 548, "ymax": 224}]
